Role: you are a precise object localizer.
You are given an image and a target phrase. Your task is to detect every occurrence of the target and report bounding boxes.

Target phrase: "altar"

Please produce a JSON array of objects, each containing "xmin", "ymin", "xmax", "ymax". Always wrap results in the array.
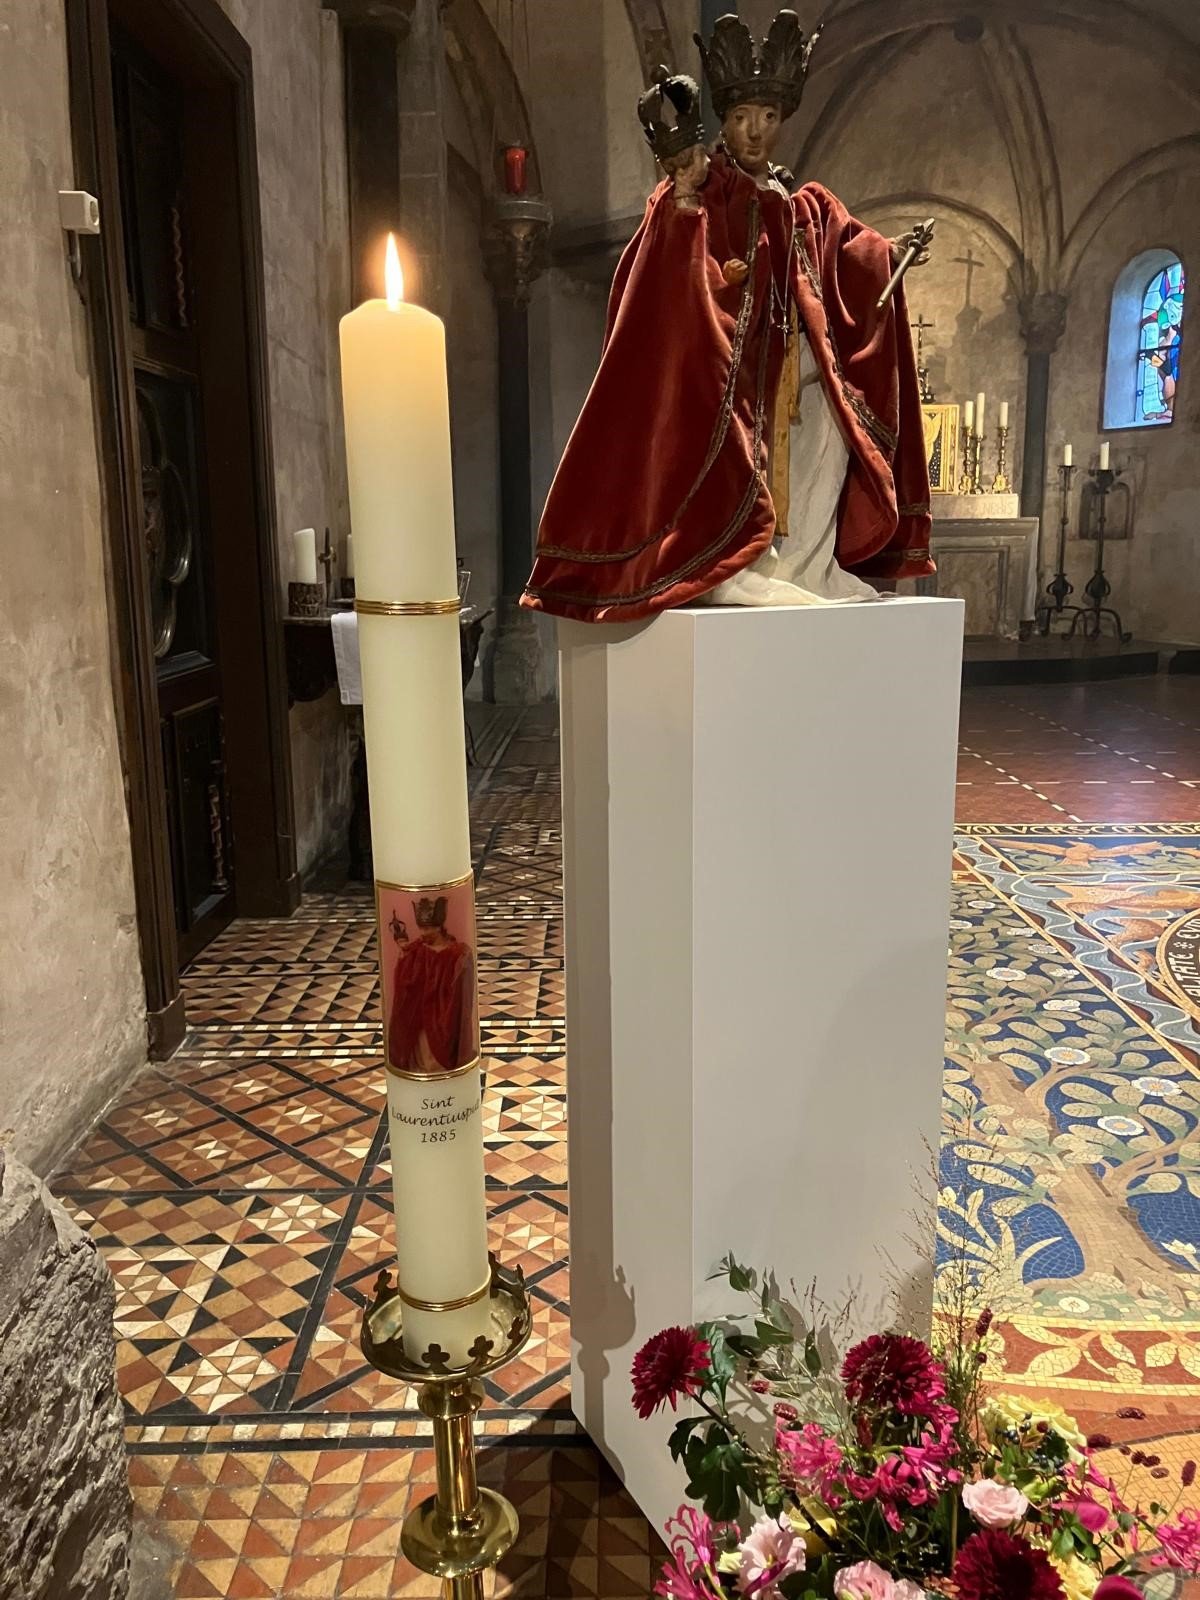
[{"xmin": 910, "ymin": 494, "xmax": 1039, "ymax": 640}]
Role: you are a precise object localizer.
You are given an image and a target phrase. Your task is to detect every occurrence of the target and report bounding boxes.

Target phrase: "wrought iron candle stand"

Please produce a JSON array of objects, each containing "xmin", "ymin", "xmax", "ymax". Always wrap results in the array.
[
  {"xmin": 1037, "ymin": 462, "xmax": 1083, "ymax": 635},
  {"xmin": 1068, "ymin": 463, "xmax": 1131, "ymax": 644},
  {"xmin": 361, "ymin": 1254, "xmax": 532, "ymax": 1599}
]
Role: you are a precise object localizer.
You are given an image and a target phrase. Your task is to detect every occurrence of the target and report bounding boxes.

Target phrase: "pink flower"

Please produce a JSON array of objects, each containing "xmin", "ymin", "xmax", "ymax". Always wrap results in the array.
[
  {"xmin": 1065, "ymin": 1494, "xmax": 1110, "ymax": 1534},
  {"xmin": 834, "ymin": 1560, "xmax": 898, "ymax": 1599},
  {"xmin": 1152, "ymin": 1507, "xmax": 1200, "ymax": 1570},
  {"xmin": 736, "ymin": 1514, "xmax": 806, "ymax": 1597},
  {"xmin": 1094, "ymin": 1579, "xmax": 1142, "ymax": 1599},
  {"xmin": 655, "ymin": 1506, "xmax": 728, "ymax": 1600},
  {"xmin": 893, "ymin": 1586, "xmax": 927, "ymax": 1600},
  {"xmin": 776, "ymin": 1421, "xmax": 843, "ymax": 1488},
  {"xmin": 962, "ymin": 1478, "xmax": 1030, "ymax": 1529}
]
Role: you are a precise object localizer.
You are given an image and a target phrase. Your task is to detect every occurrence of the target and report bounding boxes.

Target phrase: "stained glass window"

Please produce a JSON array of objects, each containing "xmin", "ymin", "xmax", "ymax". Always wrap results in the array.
[{"xmin": 1135, "ymin": 260, "xmax": 1185, "ymax": 425}]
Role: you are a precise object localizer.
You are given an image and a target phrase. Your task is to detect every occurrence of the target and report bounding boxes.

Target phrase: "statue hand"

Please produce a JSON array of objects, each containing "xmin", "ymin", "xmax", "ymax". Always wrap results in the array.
[
  {"xmin": 889, "ymin": 228, "xmax": 932, "ymax": 268},
  {"xmin": 664, "ymin": 144, "xmax": 710, "ymax": 210}
]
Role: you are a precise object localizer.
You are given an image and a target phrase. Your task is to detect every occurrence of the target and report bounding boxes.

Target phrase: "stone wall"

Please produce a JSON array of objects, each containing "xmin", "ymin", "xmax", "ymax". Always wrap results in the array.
[
  {"xmin": 0, "ymin": 0, "xmax": 147, "ymax": 1171},
  {"xmin": 218, "ymin": 0, "xmax": 355, "ymax": 872},
  {"xmin": 0, "ymin": 1154, "xmax": 131, "ymax": 1600}
]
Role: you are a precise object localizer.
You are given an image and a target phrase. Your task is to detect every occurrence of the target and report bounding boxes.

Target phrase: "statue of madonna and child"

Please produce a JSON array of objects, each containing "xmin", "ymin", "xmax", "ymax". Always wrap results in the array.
[{"xmin": 522, "ymin": 9, "xmax": 936, "ymax": 623}]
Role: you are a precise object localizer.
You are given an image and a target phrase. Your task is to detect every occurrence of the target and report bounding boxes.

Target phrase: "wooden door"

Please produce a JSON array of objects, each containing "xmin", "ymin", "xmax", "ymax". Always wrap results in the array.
[
  {"xmin": 112, "ymin": 29, "xmax": 235, "ymax": 963},
  {"xmin": 67, "ymin": 0, "xmax": 299, "ymax": 1053}
]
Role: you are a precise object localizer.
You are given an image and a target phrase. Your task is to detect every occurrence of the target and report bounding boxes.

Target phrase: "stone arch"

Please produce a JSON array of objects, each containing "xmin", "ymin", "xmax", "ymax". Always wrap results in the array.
[
  {"xmin": 1061, "ymin": 137, "xmax": 1200, "ymax": 288},
  {"xmin": 622, "ymin": 0, "xmax": 676, "ymax": 84},
  {"xmin": 853, "ymin": 192, "xmax": 1026, "ymax": 292},
  {"xmin": 445, "ymin": 0, "xmax": 542, "ymax": 190},
  {"xmin": 810, "ymin": 0, "xmax": 1200, "ymax": 107}
]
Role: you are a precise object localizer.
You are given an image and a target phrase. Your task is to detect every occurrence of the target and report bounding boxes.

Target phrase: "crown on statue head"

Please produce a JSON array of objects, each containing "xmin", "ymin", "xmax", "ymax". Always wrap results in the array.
[
  {"xmin": 637, "ymin": 66, "xmax": 705, "ymax": 163},
  {"xmin": 414, "ymin": 895, "xmax": 448, "ymax": 930},
  {"xmin": 695, "ymin": 9, "xmax": 823, "ymax": 121}
]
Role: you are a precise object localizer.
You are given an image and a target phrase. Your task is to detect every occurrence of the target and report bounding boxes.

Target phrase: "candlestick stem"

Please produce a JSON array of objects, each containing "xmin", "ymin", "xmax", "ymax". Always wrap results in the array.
[
  {"xmin": 990, "ymin": 423, "xmax": 1011, "ymax": 494},
  {"xmin": 971, "ymin": 429, "xmax": 986, "ymax": 494}
]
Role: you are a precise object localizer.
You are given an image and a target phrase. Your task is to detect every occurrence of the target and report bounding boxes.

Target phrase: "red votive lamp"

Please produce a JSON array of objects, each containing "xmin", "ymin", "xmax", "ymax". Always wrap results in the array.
[{"xmin": 502, "ymin": 143, "xmax": 529, "ymax": 196}]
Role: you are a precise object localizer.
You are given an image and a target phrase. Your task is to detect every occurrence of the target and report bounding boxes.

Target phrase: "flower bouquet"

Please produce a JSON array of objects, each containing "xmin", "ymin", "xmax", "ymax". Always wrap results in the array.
[{"xmin": 631, "ymin": 1258, "xmax": 1199, "ymax": 1599}]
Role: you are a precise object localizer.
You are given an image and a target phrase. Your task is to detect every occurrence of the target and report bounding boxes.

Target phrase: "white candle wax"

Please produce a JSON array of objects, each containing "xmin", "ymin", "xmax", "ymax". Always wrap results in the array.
[
  {"xmin": 975, "ymin": 393, "xmax": 986, "ymax": 437},
  {"xmin": 1063, "ymin": 443, "xmax": 1073, "ymax": 468},
  {"xmin": 1099, "ymin": 441, "xmax": 1111, "ymax": 470},
  {"xmin": 340, "ymin": 246, "xmax": 490, "ymax": 1368},
  {"xmin": 344, "ymin": 533, "xmax": 355, "ymax": 579},
  {"xmin": 293, "ymin": 527, "xmax": 318, "ymax": 585},
  {"xmin": 963, "ymin": 400, "xmax": 974, "ymax": 432},
  {"xmin": 999, "ymin": 401, "xmax": 1009, "ymax": 430}
]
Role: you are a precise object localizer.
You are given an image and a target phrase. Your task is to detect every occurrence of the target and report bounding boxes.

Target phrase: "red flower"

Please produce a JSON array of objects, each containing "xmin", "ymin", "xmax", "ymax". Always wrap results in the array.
[
  {"xmin": 1095, "ymin": 1579, "xmax": 1143, "ymax": 1599},
  {"xmin": 952, "ymin": 1530, "xmax": 1066, "ymax": 1600},
  {"xmin": 841, "ymin": 1333, "xmax": 949, "ymax": 1419},
  {"xmin": 632, "ymin": 1327, "xmax": 711, "ymax": 1419}
]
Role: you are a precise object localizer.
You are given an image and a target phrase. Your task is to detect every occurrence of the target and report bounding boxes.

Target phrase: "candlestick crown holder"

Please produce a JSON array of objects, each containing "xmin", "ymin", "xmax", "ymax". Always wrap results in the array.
[
  {"xmin": 361, "ymin": 1254, "xmax": 532, "ymax": 1596},
  {"xmin": 288, "ymin": 580, "xmax": 325, "ymax": 618}
]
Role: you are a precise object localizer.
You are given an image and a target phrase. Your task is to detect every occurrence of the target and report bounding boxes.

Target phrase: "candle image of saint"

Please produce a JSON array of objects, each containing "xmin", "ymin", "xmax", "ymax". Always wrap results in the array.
[{"xmin": 379, "ymin": 882, "xmax": 479, "ymax": 1075}]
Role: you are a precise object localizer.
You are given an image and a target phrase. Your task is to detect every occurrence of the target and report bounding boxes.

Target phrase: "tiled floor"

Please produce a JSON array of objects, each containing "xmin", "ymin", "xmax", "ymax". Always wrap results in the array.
[{"xmin": 53, "ymin": 679, "xmax": 1200, "ymax": 1598}]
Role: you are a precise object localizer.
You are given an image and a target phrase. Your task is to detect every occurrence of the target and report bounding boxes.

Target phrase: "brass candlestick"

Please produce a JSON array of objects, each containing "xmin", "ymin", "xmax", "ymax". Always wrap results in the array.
[
  {"xmin": 957, "ymin": 422, "xmax": 976, "ymax": 494},
  {"xmin": 990, "ymin": 423, "xmax": 1011, "ymax": 493},
  {"xmin": 362, "ymin": 1254, "xmax": 532, "ymax": 1599},
  {"xmin": 971, "ymin": 429, "xmax": 986, "ymax": 493}
]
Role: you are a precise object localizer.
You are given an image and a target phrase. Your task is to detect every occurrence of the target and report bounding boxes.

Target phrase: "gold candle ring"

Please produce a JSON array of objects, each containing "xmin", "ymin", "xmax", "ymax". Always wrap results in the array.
[
  {"xmin": 398, "ymin": 1277, "xmax": 492, "ymax": 1314},
  {"xmin": 355, "ymin": 598, "xmax": 461, "ymax": 616}
]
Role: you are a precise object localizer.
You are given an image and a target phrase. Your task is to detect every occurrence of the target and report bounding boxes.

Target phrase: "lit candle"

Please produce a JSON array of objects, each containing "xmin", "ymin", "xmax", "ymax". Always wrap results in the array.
[
  {"xmin": 1099, "ymin": 440, "xmax": 1111, "ymax": 470},
  {"xmin": 344, "ymin": 533, "xmax": 355, "ymax": 579},
  {"xmin": 1063, "ymin": 443, "xmax": 1073, "ymax": 468},
  {"xmin": 293, "ymin": 527, "xmax": 318, "ymax": 585},
  {"xmin": 339, "ymin": 236, "xmax": 490, "ymax": 1368},
  {"xmin": 975, "ymin": 393, "xmax": 986, "ymax": 437},
  {"xmin": 999, "ymin": 401, "xmax": 1009, "ymax": 430},
  {"xmin": 963, "ymin": 399, "xmax": 974, "ymax": 433}
]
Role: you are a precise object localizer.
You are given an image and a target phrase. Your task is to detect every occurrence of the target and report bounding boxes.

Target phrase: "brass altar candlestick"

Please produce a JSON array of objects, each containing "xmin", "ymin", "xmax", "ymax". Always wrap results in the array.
[
  {"xmin": 971, "ymin": 427, "xmax": 986, "ymax": 493},
  {"xmin": 361, "ymin": 1257, "xmax": 532, "ymax": 1600},
  {"xmin": 990, "ymin": 423, "xmax": 1011, "ymax": 494}
]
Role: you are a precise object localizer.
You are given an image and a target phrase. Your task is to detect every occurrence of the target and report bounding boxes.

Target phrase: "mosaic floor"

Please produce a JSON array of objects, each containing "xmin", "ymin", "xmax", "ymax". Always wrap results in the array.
[{"xmin": 52, "ymin": 678, "xmax": 1200, "ymax": 1598}]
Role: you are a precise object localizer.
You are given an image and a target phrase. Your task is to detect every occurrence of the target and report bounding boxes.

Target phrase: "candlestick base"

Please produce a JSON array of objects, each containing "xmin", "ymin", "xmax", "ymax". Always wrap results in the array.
[
  {"xmin": 288, "ymin": 580, "xmax": 324, "ymax": 618},
  {"xmin": 361, "ymin": 1255, "xmax": 531, "ymax": 1595}
]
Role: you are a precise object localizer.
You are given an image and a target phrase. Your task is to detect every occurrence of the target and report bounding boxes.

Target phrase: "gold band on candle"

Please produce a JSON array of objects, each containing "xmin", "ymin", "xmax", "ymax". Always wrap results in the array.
[
  {"xmin": 376, "ymin": 869, "xmax": 474, "ymax": 894},
  {"xmin": 386, "ymin": 1055, "xmax": 482, "ymax": 1083},
  {"xmin": 355, "ymin": 598, "xmax": 461, "ymax": 616},
  {"xmin": 397, "ymin": 1276, "xmax": 492, "ymax": 1314}
]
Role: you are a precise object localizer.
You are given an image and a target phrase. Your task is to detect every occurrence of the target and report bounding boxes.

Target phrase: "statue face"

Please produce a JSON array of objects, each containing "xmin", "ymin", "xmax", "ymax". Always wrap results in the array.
[{"xmin": 721, "ymin": 101, "xmax": 783, "ymax": 175}]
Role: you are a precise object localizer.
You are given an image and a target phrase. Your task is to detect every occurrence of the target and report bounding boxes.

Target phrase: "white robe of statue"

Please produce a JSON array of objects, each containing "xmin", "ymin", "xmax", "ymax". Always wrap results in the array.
[{"xmin": 708, "ymin": 337, "xmax": 879, "ymax": 608}]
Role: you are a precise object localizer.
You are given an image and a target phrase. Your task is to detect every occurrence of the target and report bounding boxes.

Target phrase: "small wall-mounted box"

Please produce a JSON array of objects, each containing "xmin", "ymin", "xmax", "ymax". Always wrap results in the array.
[{"xmin": 58, "ymin": 190, "xmax": 100, "ymax": 235}]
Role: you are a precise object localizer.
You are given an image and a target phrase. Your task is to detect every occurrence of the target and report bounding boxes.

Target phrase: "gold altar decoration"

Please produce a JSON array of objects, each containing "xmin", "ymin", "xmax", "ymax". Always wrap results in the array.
[{"xmin": 921, "ymin": 402, "xmax": 961, "ymax": 494}]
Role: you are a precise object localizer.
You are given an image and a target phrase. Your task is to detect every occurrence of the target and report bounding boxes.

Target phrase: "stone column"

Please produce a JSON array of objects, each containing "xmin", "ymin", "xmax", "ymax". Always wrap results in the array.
[
  {"xmin": 1018, "ymin": 291, "xmax": 1069, "ymax": 533},
  {"xmin": 334, "ymin": 0, "xmax": 449, "ymax": 312},
  {"xmin": 483, "ymin": 196, "xmax": 552, "ymax": 704}
]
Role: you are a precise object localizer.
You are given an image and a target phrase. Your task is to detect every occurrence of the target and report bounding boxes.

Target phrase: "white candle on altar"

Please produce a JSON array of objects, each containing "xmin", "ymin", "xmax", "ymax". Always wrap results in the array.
[
  {"xmin": 975, "ymin": 393, "xmax": 986, "ymax": 437},
  {"xmin": 339, "ymin": 236, "xmax": 490, "ymax": 1368},
  {"xmin": 1099, "ymin": 440, "xmax": 1111, "ymax": 470},
  {"xmin": 293, "ymin": 527, "xmax": 318, "ymax": 585},
  {"xmin": 999, "ymin": 400, "xmax": 1009, "ymax": 430},
  {"xmin": 963, "ymin": 400, "xmax": 974, "ymax": 433},
  {"xmin": 1063, "ymin": 443, "xmax": 1073, "ymax": 468},
  {"xmin": 344, "ymin": 534, "xmax": 355, "ymax": 579}
]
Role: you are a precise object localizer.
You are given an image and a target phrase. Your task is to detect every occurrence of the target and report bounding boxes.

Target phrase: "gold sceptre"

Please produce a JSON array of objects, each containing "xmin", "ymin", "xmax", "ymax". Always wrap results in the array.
[
  {"xmin": 361, "ymin": 1258, "xmax": 532, "ymax": 1599},
  {"xmin": 876, "ymin": 217, "xmax": 936, "ymax": 310}
]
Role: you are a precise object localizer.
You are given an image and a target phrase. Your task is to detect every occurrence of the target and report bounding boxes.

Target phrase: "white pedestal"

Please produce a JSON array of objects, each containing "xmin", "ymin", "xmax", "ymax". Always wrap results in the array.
[{"xmin": 558, "ymin": 597, "xmax": 964, "ymax": 1535}]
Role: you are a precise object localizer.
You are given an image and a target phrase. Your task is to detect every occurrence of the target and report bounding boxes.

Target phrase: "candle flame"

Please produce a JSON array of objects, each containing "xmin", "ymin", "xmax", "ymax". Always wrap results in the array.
[{"xmin": 385, "ymin": 234, "xmax": 403, "ymax": 309}]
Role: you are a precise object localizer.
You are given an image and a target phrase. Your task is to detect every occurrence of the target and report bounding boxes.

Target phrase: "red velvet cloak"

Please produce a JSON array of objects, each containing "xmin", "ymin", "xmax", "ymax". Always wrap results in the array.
[
  {"xmin": 387, "ymin": 938, "xmax": 476, "ymax": 1074},
  {"xmin": 521, "ymin": 152, "xmax": 933, "ymax": 624}
]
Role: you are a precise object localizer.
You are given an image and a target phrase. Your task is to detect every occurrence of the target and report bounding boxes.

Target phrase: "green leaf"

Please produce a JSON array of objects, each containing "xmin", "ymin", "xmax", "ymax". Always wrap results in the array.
[
  {"xmin": 754, "ymin": 1319, "xmax": 793, "ymax": 1349},
  {"xmin": 667, "ymin": 1415, "xmax": 707, "ymax": 1463},
  {"xmin": 804, "ymin": 1331, "xmax": 822, "ymax": 1376}
]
